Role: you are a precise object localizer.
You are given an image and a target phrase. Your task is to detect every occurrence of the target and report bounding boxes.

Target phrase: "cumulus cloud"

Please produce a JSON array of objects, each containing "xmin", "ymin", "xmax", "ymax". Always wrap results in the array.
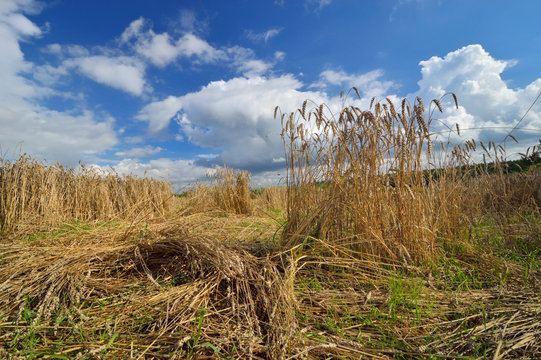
[
  {"xmin": 0, "ymin": 0, "xmax": 44, "ymax": 16},
  {"xmin": 32, "ymin": 63, "xmax": 69, "ymax": 85},
  {"xmin": 37, "ymin": 42, "xmax": 148, "ymax": 96},
  {"xmin": 414, "ymin": 44, "xmax": 541, "ymax": 153},
  {"xmin": 225, "ymin": 46, "xmax": 274, "ymax": 77},
  {"xmin": 4, "ymin": 1, "xmax": 539, "ymax": 190},
  {"xmin": 308, "ymin": 45, "xmax": 541, "ymax": 157},
  {"xmin": 43, "ymin": 42, "xmax": 62, "ymax": 55},
  {"xmin": 235, "ymin": 59, "xmax": 272, "ymax": 77},
  {"xmin": 137, "ymin": 75, "xmax": 328, "ymax": 173},
  {"xmin": 176, "ymin": 33, "xmax": 220, "ymax": 61},
  {"xmin": 0, "ymin": 0, "xmax": 118, "ymax": 165}
]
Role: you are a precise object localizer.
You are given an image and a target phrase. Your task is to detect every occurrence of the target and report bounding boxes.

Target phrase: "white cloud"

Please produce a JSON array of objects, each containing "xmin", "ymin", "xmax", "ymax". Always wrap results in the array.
[
  {"xmin": 36, "ymin": 45, "xmax": 148, "ymax": 95},
  {"xmin": 0, "ymin": 0, "xmax": 44, "ymax": 16},
  {"xmin": 225, "ymin": 46, "xmax": 274, "ymax": 77},
  {"xmin": 197, "ymin": 153, "xmax": 219, "ymax": 159},
  {"xmin": 251, "ymin": 169, "xmax": 286, "ymax": 188},
  {"xmin": 274, "ymin": 51, "xmax": 286, "ymax": 61},
  {"xmin": 65, "ymin": 44, "xmax": 89, "ymax": 57},
  {"xmin": 112, "ymin": 158, "xmax": 211, "ymax": 190},
  {"xmin": 139, "ymin": 32, "xmax": 183, "ymax": 67},
  {"xmin": 120, "ymin": 17, "xmax": 272, "ymax": 76},
  {"xmin": 139, "ymin": 32, "xmax": 218, "ymax": 67},
  {"xmin": 175, "ymin": 33, "xmax": 220, "ymax": 61},
  {"xmin": 136, "ymin": 95, "xmax": 183, "ymax": 133},
  {"xmin": 0, "ymin": 0, "xmax": 118, "ymax": 166},
  {"xmin": 67, "ymin": 55, "xmax": 147, "ymax": 96},
  {"xmin": 125, "ymin": 136, "xmax": 144, "ymax": 144},
  {"xmin": 3, "ymin": 12, "xmax": 41, "ymax": 36},
  {"xmin": 115, "ymin": 146, "xmax": 163, "ymax": 158},
  {"xmin": 246, "ymin": 28, "xmax": 283, "ymax": 43},
  {"xmin": 32, "ymin": 63, "xmax": 68, "ymax": 85},
  {"xmin": 111, "ymin": 155, "xmax": 284, "ymax": 189},
  {"xmin": 137, "ymin": 75, "xmax": 328, "ymax": 173},
  {"xmin": 5, "ymin": 0, "xmax": 537, "ymax": 190},
  {"xmin": 121, "ymin": 17, "xmax": 220, "ymax": 67},
  {"xmin": 1, "ymin": 108, "xmax": 118, "ymax": 164},
  {"xmin": 43, "ymin": 43, "xmax": 62, "ymax": 55},
  {"xmin": 315, "ymin": 69, "xmax": 396, "ymax": 98},
  {"xmin": 120, "ymin": 17, "xmax": 145, "ymax": 43},
  {"xmin": 306, "ymin": 46, "xmax": 540, "ymax": 160},
  {"xmin": 307, "ymin": 45, "xmax": 541, "ymax": 158},
  {"xmin": 236, "ymin": 59, "xmax": 272, "ymax": 77},
  {"xmin": 414, "ymin": 44, "xmax": 541, "ymax": 153}
]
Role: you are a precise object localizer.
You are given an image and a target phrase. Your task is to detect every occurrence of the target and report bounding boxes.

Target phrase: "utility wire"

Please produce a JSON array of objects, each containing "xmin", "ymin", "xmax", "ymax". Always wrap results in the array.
[
  {"xmin": 500, "ymin": 89, "xmax": 541, "ymax": 145},
  {"xmin": 434, "ymin": 126, "xmax": 541, "ymax": 135}
]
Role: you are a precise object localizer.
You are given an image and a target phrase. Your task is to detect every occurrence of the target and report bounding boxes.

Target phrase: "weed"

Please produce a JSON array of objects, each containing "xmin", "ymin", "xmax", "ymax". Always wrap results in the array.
[{"xmin": 188, "ymin": 308, "xmax": 206, "ymax": 358}]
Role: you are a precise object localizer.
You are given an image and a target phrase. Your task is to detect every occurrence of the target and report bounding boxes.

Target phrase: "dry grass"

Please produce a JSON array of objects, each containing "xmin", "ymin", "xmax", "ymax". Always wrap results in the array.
[
  {"xmin": 0, "ymin": 221, "xmax": 297, "ymax": 359},
  {"xmin": 176, "ymin": 166, "xmax": 252, "ymax": 216},
  {"xmin": 0, "ymin": 155, "xmax": 173, "ymax": 233},
  {"xmin": 209, "ymin": 166, "xmax": 252, "ymax": 215},
  {"xmin": 253, "ymin": 186, "xmax": 288, "ymax": 213},
  {"xmin": 1, "ymin": 216, "xmax": 539, "ymax": 359}
]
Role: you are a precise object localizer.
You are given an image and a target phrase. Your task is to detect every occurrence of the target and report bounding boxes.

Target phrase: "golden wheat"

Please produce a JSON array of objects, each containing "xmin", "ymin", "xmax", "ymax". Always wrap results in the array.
[
  {"xmin": 0, "ymin": 155, "xmax": 172, "ymax": 233},
  {"xmin": 274, "ymin": 92, "xmax": 540, "ymax": 263}
]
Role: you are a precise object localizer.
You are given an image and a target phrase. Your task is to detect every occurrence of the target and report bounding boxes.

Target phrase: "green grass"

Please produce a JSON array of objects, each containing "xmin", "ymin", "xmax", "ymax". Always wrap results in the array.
[{"xmin": 24, "ymin": 220, "xmax": 121, "ymax": 242}]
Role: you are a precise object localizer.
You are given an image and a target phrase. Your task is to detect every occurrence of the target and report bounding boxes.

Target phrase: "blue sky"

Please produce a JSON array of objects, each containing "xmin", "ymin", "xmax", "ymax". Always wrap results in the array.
[{"xmin": 2, "ymin": 0, "xmax": 540, "ymax": 188}]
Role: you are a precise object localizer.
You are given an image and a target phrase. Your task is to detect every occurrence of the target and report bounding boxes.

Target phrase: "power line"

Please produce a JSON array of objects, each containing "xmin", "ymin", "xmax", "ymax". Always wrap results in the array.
[
  {"xmin": 433, "ymin": 126, "xmax": 541, "ymax": 135},
  {"xmin": 500, "ymin": 89, "xmax": 541, "ymax": 145}
]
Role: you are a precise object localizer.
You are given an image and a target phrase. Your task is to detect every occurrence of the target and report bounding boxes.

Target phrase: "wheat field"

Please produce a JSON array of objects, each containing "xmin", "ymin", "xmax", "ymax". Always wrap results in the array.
[{"xmin": 0, "ymin": 94, "xmax": 539, "ymax": 359}]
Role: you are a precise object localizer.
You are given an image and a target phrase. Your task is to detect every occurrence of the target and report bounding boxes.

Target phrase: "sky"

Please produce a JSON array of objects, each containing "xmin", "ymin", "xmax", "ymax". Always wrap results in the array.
[{"xmin": 1, "ymin": 0, "xmax": 541, "ymax": 189}]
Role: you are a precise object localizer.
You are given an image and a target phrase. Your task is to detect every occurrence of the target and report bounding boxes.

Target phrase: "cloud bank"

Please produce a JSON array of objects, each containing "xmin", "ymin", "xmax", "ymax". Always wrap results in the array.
[{"xmin": 0, "ymin": 0, "xmax": 118, "ymax": 165}]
